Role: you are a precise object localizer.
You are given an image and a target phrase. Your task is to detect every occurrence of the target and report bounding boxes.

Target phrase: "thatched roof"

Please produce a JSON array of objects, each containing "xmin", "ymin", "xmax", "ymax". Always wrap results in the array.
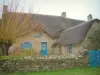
[
  {"xmin": 56, "ymin": 19, "xmax": 100, "ymax": 45},
  {"xmin": 32, "ymin": 14, "xmax": 85, "ymax": 38},
  {"xmin": 4, "ymin": 12, "xmax": 85, "ymax": 38}
]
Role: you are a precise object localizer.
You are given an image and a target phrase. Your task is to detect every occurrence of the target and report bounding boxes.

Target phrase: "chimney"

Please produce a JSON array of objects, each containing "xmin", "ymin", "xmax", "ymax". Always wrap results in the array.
[
  {"xmin": 3, "ymin": 5, "xmax": 8, "ymax": 13},
  {"xmin": 61, "ymin": 12, "xmax": 66, "ymax": 18},
  {"xmin": 87, "ymin": 14, "xmax": 93, "ymax": 21}
]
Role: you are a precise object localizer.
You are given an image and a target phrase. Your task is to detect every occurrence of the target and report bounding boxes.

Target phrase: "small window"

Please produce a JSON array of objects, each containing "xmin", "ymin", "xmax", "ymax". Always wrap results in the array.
[
  {"xmin": 33, "ymin": 33, "xmax": 41, "ymax": 38},
  {"xmin": 67, "ymin": 44, "xmax": 72, "ymax": 53}
]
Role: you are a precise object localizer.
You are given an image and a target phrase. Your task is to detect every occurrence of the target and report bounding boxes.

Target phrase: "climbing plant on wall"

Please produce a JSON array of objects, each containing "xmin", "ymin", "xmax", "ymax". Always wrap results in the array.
[{"xmin": 88, "ymin": 29, "xmax": 100, "ymax": 50}]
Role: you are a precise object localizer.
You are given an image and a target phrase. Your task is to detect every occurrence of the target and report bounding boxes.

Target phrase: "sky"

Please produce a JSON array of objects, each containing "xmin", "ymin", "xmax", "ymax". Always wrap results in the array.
[{"xmin": 0, "ymin": 0, "xmax": 100, "ymax": 20}]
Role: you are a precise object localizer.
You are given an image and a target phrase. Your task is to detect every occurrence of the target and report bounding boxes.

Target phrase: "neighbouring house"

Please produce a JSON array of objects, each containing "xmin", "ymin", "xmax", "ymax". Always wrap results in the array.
[{"xmin": 1, "ymin": 5, "xmax": 100, "ymax": 56}]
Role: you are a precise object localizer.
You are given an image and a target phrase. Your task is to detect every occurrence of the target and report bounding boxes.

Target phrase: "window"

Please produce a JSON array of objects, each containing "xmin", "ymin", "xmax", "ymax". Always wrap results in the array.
[
  {"xmin": 21, "ymin": 42, "xmax": 32, "ymax": 50},
  {"xmin": 33, "ymin": 33, "xmax": 41, "ymax": 38},
  {"xmin": 67, "ymin": 44, "xmax": 72, "ymax": 53}
]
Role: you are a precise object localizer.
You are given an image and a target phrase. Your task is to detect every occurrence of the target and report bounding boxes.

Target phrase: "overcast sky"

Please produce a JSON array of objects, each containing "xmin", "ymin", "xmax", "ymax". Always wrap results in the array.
[{"xmin": 0, "ymin": 0, "xmax": 100, "ymax": 20}]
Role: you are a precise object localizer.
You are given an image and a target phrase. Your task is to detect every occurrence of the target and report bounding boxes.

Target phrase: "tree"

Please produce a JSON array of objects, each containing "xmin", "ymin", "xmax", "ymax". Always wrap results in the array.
[{"xmin": 0, "ymin": 0, "xmax": 42, "ymax": 55}]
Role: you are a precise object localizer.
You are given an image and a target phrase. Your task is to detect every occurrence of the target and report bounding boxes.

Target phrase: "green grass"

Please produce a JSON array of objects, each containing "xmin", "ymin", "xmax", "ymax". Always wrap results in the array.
[{"xmin": 0, "ymin": 67, "xmax": 100, "ymax": 75}]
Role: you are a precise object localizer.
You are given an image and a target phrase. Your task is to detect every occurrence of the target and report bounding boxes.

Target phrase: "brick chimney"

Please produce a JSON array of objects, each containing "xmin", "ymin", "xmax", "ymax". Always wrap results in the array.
[
  {"xmin": 61, "ymin": 12, "xmax": 66, "ymax": 18},
  {"xmin": 3, "ymin": 5, "xmax": 8, "ymax": 13},
  {"xmin": 87, "ymin": 14, "xmax": 93, "ymax": 21}
]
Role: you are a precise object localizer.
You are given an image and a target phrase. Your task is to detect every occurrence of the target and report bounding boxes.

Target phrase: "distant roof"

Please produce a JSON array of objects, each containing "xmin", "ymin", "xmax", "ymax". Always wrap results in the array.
[{"xmin": 56, "ymin": 19, "xmax": 100, "ymax": 45}]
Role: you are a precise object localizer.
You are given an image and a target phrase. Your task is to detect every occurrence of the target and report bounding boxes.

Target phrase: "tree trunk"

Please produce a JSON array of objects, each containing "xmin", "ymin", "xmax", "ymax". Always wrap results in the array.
[{"xmin": 0, "ymin": 40, "xmax": 12, "ymax": 56}]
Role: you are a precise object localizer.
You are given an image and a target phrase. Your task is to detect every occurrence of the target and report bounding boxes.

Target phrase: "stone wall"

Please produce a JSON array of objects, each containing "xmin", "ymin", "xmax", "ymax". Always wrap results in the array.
[{"xmin": 0, "ymin": 55, "xmax": 88, "ymax": 72}]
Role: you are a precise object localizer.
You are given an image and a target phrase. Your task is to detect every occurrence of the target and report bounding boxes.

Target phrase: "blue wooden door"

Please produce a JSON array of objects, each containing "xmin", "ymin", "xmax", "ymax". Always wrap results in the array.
[
  {"xmin": 89, "ymin": 50, "xmax": 100, "ymax": 67},
  {"xmin": 41, "ymin": 42, "xmax": 47, "ymax": 55}
]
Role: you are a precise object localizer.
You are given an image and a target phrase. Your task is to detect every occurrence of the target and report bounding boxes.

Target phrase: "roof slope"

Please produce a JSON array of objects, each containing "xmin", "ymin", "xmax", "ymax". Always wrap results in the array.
[
  {"xmin": 64, "ymin": 18, "xmax": 85, "ymax": 28},
  {"xmin": 56, "ymin": 19, "xmax": 100, "ymax": 45}
]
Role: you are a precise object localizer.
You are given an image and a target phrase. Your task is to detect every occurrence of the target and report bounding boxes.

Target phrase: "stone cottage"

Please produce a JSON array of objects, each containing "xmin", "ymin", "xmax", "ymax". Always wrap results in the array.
[{"xmin": 1, "ymin": 5, "xmax": 100, "ymax": 56}]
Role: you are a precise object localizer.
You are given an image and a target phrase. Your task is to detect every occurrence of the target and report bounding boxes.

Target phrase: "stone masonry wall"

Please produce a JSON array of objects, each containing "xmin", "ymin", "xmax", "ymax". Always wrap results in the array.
[{"xmin": 0, "ymin": 55, "xmax": 88, "ymax": 72}]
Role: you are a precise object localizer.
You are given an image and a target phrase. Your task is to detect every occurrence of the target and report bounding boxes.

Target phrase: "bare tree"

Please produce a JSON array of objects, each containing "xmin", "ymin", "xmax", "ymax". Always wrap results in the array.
[{"xmin": 0, "ymin": 0, "xmax": 42, "ymax": 55}]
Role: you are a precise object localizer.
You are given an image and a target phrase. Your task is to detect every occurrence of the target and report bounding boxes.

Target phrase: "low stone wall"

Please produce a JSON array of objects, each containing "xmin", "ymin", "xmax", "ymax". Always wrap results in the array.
[{"xmin": 0, "ymin": 55, "xmax": 88, "ymax": 72}]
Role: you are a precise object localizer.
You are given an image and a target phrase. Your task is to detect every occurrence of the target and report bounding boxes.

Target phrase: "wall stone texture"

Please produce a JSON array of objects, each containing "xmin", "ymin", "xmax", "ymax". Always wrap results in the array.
[{"xmin": 0, "ymin": 55, "xmax": 88, "ymax": 72}]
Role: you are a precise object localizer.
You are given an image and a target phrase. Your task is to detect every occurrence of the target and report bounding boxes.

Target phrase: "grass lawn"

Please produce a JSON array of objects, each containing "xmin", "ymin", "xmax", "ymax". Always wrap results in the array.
[{"xmin": 0, "ymin": 67, "xmax": 100, "ymax": 75}]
